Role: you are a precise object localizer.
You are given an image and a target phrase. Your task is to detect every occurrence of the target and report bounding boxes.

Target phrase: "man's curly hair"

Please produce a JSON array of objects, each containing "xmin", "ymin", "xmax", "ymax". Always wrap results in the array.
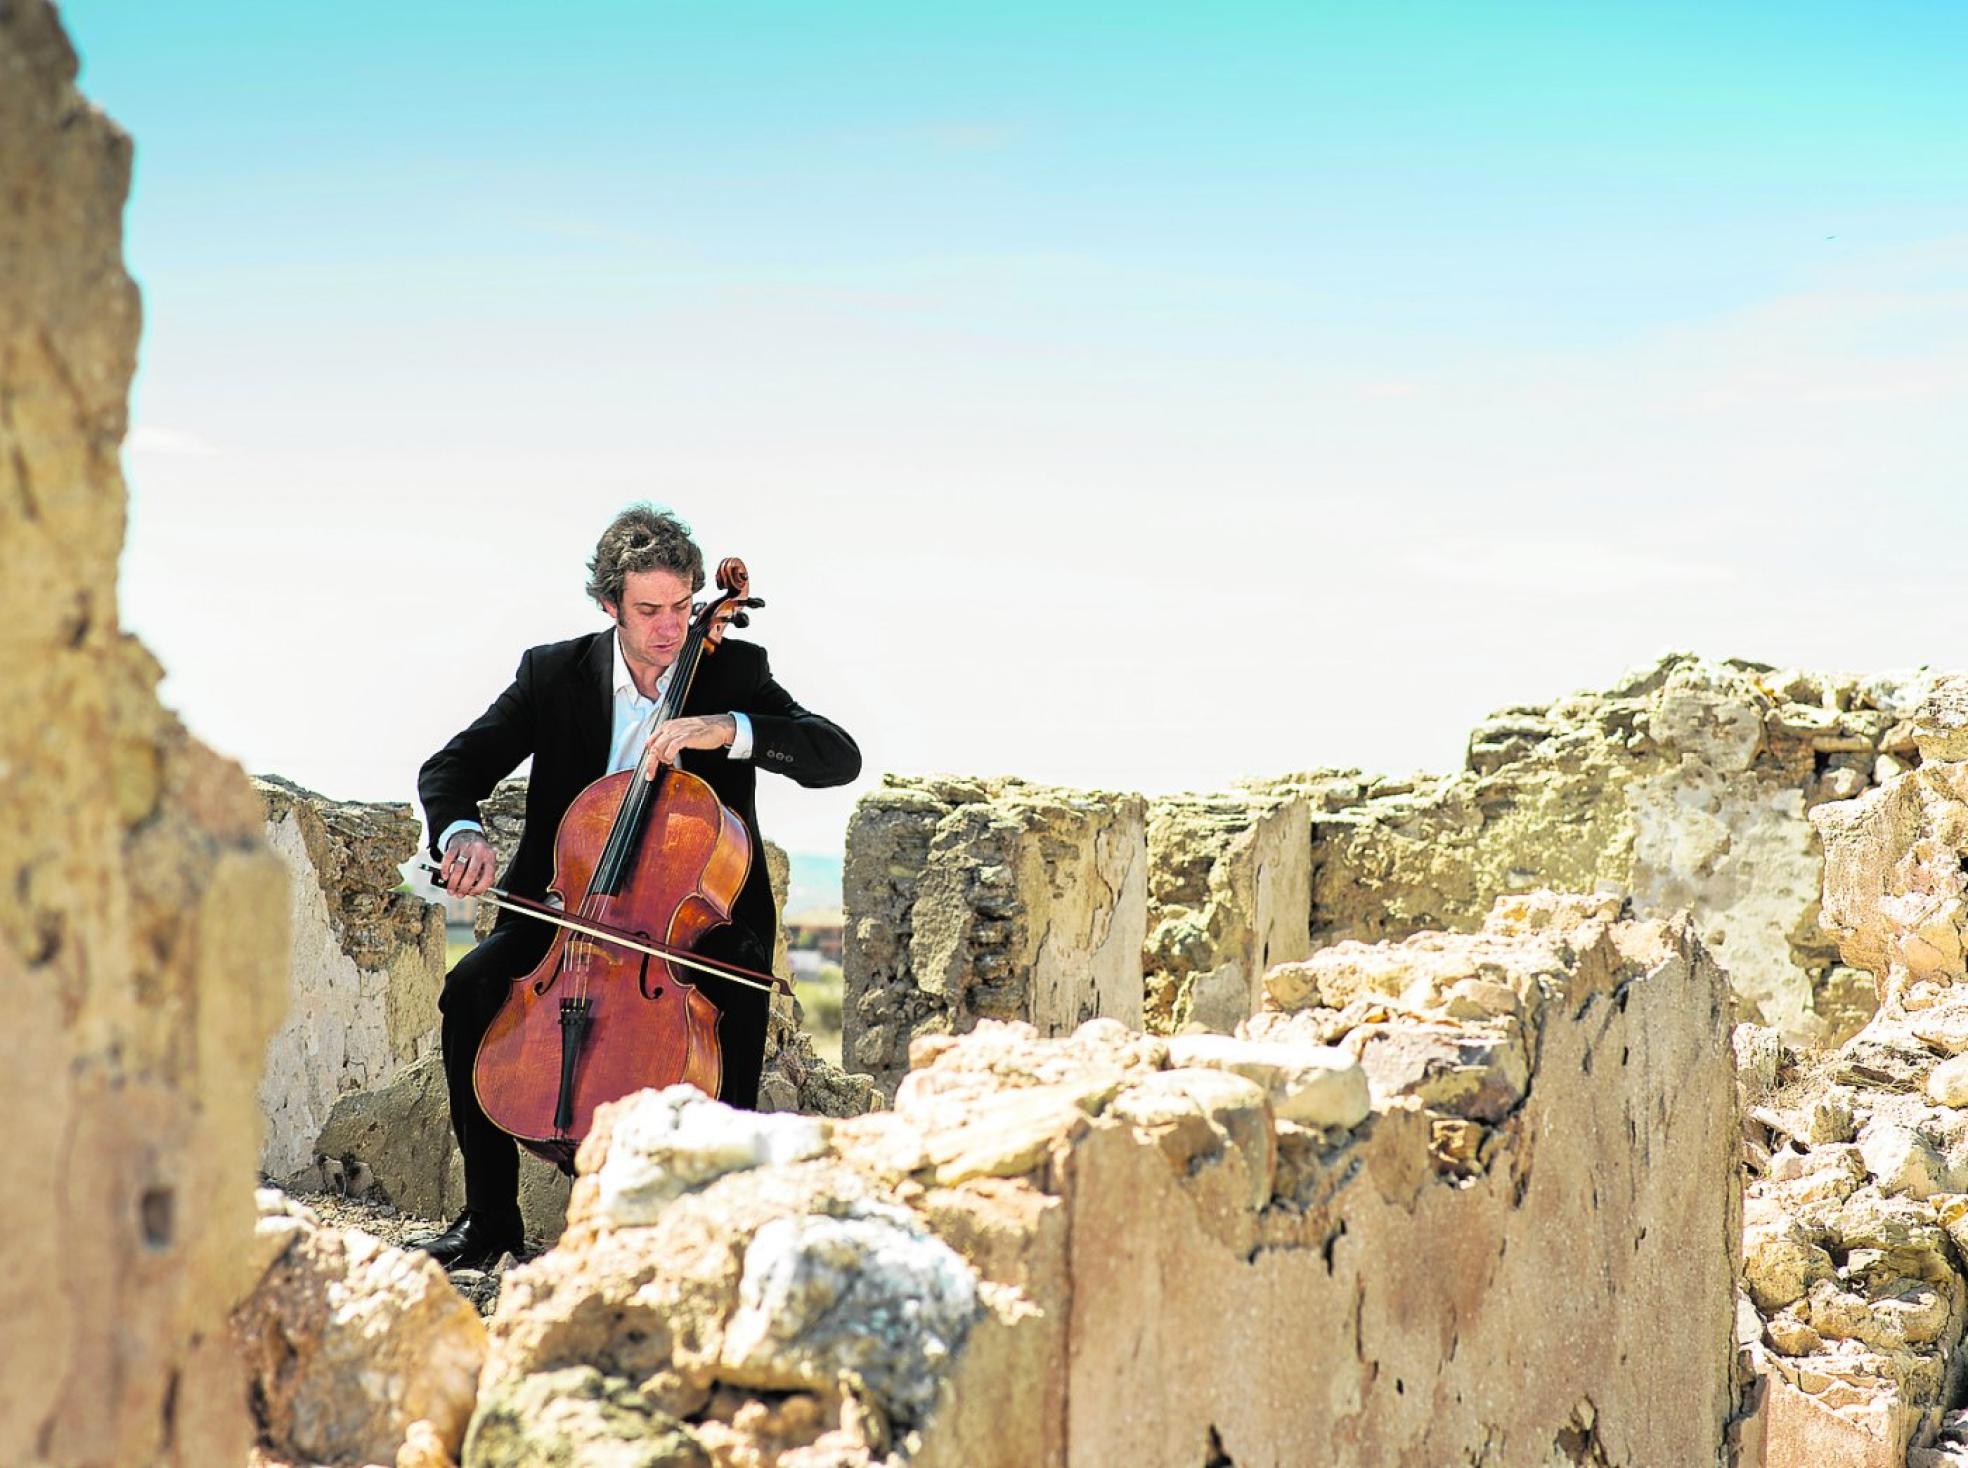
[{"xmin": 586, "ymin": 504, "xmax": 706, "ymax": 610}]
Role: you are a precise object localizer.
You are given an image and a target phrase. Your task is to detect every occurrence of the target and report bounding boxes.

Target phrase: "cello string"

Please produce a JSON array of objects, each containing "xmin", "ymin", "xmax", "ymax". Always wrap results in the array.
[{"xmin": 573, "ymin": 595, "xmax": 717, "ymax": 1005}]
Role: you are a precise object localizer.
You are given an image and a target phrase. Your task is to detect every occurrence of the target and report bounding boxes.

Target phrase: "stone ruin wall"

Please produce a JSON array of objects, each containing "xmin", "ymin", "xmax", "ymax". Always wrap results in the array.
[
  {"xmin": 842, "ymin": 776, "xmax": 1148, "ymax": 1097},
  {"xmin": 255, "ymin": 775, "xmax": 446, "ymax": 1178},
  {"xmin": 1296, "ymin": 653, "xmax": 1928, "ymax": 1049},
  {"xmin": 0, "ymin": 6, "xmax": 291, "ymax": 1463},
  {"xmin": 846, "ymin": 653, "xmax": 1932, "ymax": 1089},
  {"xmin": 1731, "ymin": 692, "xmax": 1968, "ymax": 1468}
]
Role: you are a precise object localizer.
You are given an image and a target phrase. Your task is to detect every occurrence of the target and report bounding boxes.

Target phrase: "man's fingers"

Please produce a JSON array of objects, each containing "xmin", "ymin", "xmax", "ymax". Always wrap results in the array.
[
  {"xmin": 445, "ymin": 839, "xmax": 491, "ymax": 894},
  {"xmin": 642, "ymin": 726, "xmax": 685, "ymax": 777}
]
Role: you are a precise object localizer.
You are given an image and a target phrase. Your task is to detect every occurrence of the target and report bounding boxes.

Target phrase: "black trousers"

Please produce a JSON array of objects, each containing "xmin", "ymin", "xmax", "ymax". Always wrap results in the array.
[{"xmin": 437, "ymin": 916, "xmax": 772, "ymax": 1217}]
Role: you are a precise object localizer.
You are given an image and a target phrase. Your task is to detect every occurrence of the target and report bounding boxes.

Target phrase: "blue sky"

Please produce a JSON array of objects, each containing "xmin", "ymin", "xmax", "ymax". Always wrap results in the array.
[{"xmin": 60, "ymin": 1, "xmax": 1968, "ymax": 851}]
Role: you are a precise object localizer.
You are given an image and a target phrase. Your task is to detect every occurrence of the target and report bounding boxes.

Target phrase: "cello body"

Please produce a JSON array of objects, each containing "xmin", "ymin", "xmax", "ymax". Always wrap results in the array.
[{"xmin": 472, "ymin": 763, "xmax": 751, "ymax": 1159}]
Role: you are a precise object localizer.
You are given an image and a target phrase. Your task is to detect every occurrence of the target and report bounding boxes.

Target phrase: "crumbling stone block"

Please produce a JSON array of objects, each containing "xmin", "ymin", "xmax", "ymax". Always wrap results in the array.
[
  {"xmin": 1298, "ymin": 652, "xmax": 1941, "ymax": 1046},
  {"xmin": 256, "ymin": 775, "xmax": 446, "ymax": 1177},
  {"xmin": 0, "ymin": 7, "xmax": 289, "ymax": 1462},
  {"xmin": 1143, "ymin": 784, "xmax": 1310, "ymax": 1033},
  {"xmin": 843, "ymin": 775, "xmax": 1148, "ymax": 1097},
  {"xmin": 232, "ymin": 1191, "xmax": 486, "ymax": 1467},
  {"xmin": 1735, "ymin": 742, "xmax": 1968, "ymax": 1465},
  {"xmin": 302, "ymin": 1050, "xmax": 574, "ymax": 1247},
  {"xmin": 477, "ymin": 890, "xmax": 1740, "ymax": 1465}
]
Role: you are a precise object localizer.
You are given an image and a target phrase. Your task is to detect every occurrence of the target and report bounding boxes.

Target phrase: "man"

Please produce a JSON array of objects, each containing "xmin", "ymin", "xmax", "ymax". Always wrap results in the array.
[{"xmin": 412, "ymin": 505, "xmax": 860, "ymax": 1268}]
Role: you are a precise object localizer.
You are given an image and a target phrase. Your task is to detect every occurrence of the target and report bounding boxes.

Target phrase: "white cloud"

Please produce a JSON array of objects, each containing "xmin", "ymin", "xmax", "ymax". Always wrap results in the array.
[
  {"xmin": 127, "ymin": 425, "xmax": 219, "ymax": 456},
  {"xmin": 1397, "ymin": 536, "xmax": 1731, "ymax": 596}
]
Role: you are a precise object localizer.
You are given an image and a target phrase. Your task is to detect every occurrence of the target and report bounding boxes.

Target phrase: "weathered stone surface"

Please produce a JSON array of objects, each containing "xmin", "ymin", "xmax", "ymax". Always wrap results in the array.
[
  {"xmin": 1914, "ymin": 677, "xmax": 1968, "ymax": 764},
  {"xmin": 1142, "ymin": 785, "xmax": 1310, "ymax": 1033},
  {"xmin": 232, "ymin": 1190, "xmax": 487, "ymax": 1467},
  {"xmin": 1160, "ymin": 1032, "xmax": 1369, "ymax": 1128},
  {"xmin": 718, "ymin": 1207, "xmax": 980, "ymax": 1420},
  {"xmin": 464, "ymin": 1366, "xmax": 708, "ymax": 1468},
  {"xmin": 1931, "ymin": 1055, "xmax": 1968, "ymax": 1108},
  {"xmin": 1739, "ymin": 757, "xmax": 1968, "ymax": 1465},
  {"xmin": 1289, "ymin": 654, "xmax": 1943, "ymax": 1045},
  {"xmin": 479, "ymin": 890, "xmax": 1737, "ymax": 1466},
  {"xmin": 257, "ymin": 776, "xmax": 446, "ymax": 1177},
  {"xmin": 575, "ymin": 1084, "xmax": 828, "ymax": 1227},
  {"xmin": 0, "ymin": 8, "xmax": 290, "ymax": 1463},
  {"xmin": 844, "ymin": 775, "xmax": 1147, "ymax": 1097},
  {"xmin": 1744, "ymin": 1216, "xmax": 1836, "ymax": 1312},
  {"xmin": 300, "ymin": 1050, "xmax": 573, "ymax": 1244},
  {"xmin": 1815, "ymin": 759, "xmax": 1968, "ymax": 1012}
]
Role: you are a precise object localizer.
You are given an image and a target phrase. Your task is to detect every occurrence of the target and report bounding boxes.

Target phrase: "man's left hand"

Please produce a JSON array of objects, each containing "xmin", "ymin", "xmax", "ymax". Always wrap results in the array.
[{"xmin": 642, "ymin": 714, "xmax": 737, "ymax": 776}]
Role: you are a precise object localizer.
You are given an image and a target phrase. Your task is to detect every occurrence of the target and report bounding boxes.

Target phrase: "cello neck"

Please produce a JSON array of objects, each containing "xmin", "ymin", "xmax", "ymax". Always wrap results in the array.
[{"xmin": 654, "ymin": 614, "xmax": 711, "ymax": 726}]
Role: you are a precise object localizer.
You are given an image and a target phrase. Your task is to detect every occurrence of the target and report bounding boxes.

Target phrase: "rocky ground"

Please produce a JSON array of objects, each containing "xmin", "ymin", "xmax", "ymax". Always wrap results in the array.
[{"xmin": 286, "ymin": 1191, "xmax": 518, "ymax": 1317}]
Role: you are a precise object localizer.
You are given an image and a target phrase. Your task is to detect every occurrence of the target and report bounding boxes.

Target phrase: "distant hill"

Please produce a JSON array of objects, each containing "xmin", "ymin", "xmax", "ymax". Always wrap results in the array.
[{"xmin": 785, "ymin": 850, "xmax": 843, "ymax": 916}]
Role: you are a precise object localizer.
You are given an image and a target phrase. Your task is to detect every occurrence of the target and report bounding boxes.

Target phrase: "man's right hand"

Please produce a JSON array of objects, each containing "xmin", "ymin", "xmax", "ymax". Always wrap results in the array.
[{"xmin": 442, "ymin": 831, "xmax": 497, "ymax": 897}]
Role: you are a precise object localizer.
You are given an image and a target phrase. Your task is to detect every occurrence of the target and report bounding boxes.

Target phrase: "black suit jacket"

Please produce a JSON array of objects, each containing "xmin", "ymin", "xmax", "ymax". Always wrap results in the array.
[{"xmin": 418, "ymin": 630, "xmax": 859, "ymax": 958}]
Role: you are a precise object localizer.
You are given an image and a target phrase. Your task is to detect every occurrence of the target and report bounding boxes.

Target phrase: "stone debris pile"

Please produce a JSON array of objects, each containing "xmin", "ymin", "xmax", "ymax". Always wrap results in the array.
[
  {"xmin": 1737, "ymin": 700, "xmax": 1968, "ymax": 1467},
  {"xmin": 448, "ymin": 888, "xmax": 1737, "ymax": 1466}
]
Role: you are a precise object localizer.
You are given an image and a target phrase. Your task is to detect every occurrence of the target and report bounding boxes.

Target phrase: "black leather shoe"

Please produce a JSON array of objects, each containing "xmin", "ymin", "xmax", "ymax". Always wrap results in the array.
[{"xmin": 407, "ymin": 1210, "xmax": 523, "ymax": 1270}]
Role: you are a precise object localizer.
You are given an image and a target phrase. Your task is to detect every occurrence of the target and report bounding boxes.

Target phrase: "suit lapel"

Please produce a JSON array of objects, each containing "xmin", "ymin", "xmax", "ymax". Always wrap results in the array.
[{"xmin": 572, "ymin": 629, "xmax": 614, "ymax": 779}]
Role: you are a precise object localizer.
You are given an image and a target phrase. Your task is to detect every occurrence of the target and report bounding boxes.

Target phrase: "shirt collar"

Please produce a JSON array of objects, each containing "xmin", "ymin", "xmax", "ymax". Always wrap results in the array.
[{"xmin": 611, "ymin": 631, "xmax": 672, "ymax": 701}]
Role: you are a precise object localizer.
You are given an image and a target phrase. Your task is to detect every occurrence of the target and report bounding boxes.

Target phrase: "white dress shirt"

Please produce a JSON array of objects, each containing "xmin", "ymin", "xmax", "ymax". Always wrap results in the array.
[{"xmin": 438, "ymin": 630, "xmax": 753, "ymax": 853}]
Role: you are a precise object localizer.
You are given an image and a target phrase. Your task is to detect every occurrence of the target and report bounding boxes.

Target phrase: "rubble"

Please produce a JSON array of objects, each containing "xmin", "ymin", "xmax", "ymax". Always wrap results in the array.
[
  {"xmin": 1735, "ymin": 707, "xmax": 1968, "ymax": 1465},
  {"xmin": 845, "ymin": 657, "xmax": 1925, "ymax": 1074},
  {"xmin": 472, "ymin": 889, "xmax": 1739, "ymax": 1465}
]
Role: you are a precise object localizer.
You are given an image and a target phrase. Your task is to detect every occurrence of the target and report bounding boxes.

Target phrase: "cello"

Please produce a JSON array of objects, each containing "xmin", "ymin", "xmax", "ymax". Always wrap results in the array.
[{"xmin": 455, "ymin": 557, "xmax": 788, "ymax": 1168}]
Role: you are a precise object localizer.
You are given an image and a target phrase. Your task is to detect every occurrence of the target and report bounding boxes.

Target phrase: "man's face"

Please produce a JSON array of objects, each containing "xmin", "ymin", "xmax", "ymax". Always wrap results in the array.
[{"xmin": 606, "ymin": 567, "xmax": 695, "ymax": 674}]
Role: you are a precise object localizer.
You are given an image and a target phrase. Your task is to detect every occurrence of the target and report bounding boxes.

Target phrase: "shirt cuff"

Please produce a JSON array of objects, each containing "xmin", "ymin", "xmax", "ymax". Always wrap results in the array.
[
  {"xmin": 437, "ymin": 819, "xmax": 485, "ymax": 852},
  {"xmin": 728, "ymin": 712, "xmax": 754, "ymax": 761}
]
